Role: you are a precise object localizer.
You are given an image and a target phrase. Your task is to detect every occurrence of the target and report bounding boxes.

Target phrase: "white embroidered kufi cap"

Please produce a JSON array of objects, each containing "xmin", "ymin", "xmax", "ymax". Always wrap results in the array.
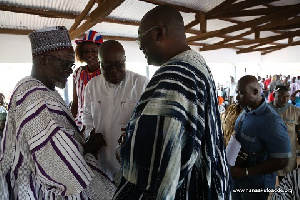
[{"xmin": 29, "ymin": 26, "xmax": 73, "ymax": 56}]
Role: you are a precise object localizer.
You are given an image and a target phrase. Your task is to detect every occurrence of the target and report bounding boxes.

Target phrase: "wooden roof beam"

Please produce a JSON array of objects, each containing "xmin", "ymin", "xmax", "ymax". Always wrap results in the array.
[
  {"xmin": 69, "ymin": 0, "xmax": 125, "ymax": 40},
  {"xmin": 0, "ymin": 3, "xmax": 77, "ymax": 19},
  {"xmin": 198, "ymin": 13, "xmax": 206, "ymax": 34},
  {"xmin": 69, "ymin": 0, "xmax": 96, "ymax": 32},
  {"xmin": 0, "ymin": 28, "xmax": 32, "ymax": 35},
  {"xmin": 210, "ymin": 6, "xmax": 291, "ymax": 19},
  {"xmin": 260, "ymin": 17, "xmax": 300, "ymax": 31},
  {"xmin": 256, "ymin": 40, "xmax": 300, "ymax": 55},
  {"xmin": 139, "ymin": 0, "xmax": 200, "ymax": 13},
  {"xmin": 185, "ymin": 20, "xmax": 199, "ymax": 30},
  {"xmin": 213, "ymin": 29, "xmax": 253, "ymax": 46},
  {"xmin": 220, "ymin": 0, "xmax": 278, "ymax": 14},
  {"xmin": 200, "ymin": 29, "xmax": 300, "ymax": 51},
  {"xmin": 187, "ymin": 3, "xmax": 300, "ymax": 42},
  {"xmin": 206, "ymin": 0, "xmax": 237, "ymax": 18}
]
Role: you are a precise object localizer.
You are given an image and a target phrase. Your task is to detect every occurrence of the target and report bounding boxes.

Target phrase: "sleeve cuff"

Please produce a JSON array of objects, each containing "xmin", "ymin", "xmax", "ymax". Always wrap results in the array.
[{"xmin": 270, "ymin": 152, "xmax": 292, "ymax": 158}]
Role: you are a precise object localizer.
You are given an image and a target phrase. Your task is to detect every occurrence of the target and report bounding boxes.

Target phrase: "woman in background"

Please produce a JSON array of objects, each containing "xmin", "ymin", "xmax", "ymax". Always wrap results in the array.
[{"xmin": 71, "ymin": 30, "xmax": 103, "ymax": 130}]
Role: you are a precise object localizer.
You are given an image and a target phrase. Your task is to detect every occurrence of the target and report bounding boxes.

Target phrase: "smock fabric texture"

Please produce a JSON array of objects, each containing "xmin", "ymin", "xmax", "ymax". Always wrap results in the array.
[
  {"xmin": 114, "ymin": 50, "xmax": 231, "ymax": 199},
  {"xmin": 0, "ymin": 76, "xmax": 115, "ymax": 199}
]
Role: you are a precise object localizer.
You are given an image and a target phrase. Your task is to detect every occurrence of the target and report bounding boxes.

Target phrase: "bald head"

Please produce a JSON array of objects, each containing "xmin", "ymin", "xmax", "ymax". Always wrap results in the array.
[
  {"xmin": 141, "ymin": 5, "xmax": 186, "ymax": 37},
  {"xmin": 98, "ymin": 40, "xmax": 125, "ymax": 58},
  {"xmin": 138, "ymin": 5, "xmax": 190, "ymax": 66}
]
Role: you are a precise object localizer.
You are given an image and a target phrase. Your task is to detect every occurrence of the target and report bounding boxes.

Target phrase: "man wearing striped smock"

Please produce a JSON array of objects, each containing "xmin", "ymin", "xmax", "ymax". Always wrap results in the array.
[
  {"xmin": 114, "ymin": 5, "xmax": 231, "ymax": 200},
  {"xmin": 0, "ymin": 26, "xmax": 115, "ymax": 199}
]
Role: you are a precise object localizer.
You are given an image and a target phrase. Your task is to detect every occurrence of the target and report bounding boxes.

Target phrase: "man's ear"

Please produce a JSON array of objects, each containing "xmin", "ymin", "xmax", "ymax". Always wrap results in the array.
[
  {"xmin": 253, "ymin": 88, "xmax": 258, "ymax": 95},
  {"xmin": 155, "ymin": 26, "xmax": 166, "ymax": 42}
]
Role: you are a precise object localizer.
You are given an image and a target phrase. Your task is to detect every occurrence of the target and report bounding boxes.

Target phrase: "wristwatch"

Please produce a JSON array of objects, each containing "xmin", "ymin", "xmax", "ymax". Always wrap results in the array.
[{"xmin": 245, "ymin": 168, "xmax": 249, "ymax": 176}]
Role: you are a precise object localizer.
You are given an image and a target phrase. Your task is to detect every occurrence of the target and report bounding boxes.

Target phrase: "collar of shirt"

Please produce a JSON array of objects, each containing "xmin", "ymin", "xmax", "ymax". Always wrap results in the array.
[{"xmin": 245, "ymin": 99, "xmax": 267, "ymax": 116}]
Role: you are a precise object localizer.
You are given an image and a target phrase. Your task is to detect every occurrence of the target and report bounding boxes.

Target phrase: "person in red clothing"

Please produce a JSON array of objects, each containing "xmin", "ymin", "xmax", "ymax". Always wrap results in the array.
[
  {"xmin": 264, "ymin": 75, "xmax": 272, "ymax": 98},
  {"xmin": 268, "ymin": 91, "xmax": 275, "ymax": 102},
  {"xmin": 71, "ymin": 30, "xmax": 103, "ymax": 130}
]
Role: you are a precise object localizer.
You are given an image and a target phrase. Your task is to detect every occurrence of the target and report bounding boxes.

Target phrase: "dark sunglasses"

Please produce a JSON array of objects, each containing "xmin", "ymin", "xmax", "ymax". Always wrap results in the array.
[{"xmin": 46, "ymin": 55, "xmax": 76, "ymax": 71}]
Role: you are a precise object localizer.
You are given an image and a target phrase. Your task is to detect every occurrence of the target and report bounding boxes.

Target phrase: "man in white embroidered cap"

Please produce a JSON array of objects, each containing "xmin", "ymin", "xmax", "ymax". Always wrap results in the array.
[{"xmin": 0, "ymin": 26, "xmax": 116, "ymax": 199}]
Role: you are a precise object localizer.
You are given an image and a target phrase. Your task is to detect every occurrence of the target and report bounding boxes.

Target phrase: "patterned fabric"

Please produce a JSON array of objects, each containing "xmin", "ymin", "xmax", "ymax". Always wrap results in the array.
[
  {"xmin": 75, "ymin": 30, "xmax": 103, "ymax": 45},
  {"xmin": 221, "ymin": 104, "xmax": 243, "ymax": 146},
  {"xmin": 114, "ymin": 50, "xmax": 231, "ymax": 199},
  {"xmin": 73, "ymin": 66, "xmax": 101, "ymax": 130},
  {"xmin": 271, "ymin": 168, "xmax": 300, "ymax": 200},
  {"xmin": 268, "ymin": 103, "xmax": 300, "ymax": 176},
  {"xmin": 0, "ymin": 76, "xmax": 115, "ymax": 199},
  {"xmin": 29, "ymin": 26, "xmax": 73, "ymax": 56},
  {"xmin": 0, "ymin": 113, "xmax": 6, "ymax": 121}
]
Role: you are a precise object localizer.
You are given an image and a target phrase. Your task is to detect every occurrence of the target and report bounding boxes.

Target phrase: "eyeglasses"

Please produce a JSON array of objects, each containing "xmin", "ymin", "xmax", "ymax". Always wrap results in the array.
[
  {"xmin": 136, "ymin": 26, "xmax": 159, "ymax": 45},
  {"xmin": 101, "ymin": 60, "xmax": 125, "ymax": 71},
  {"xmin": 46, "ymin": 55, "xmax": 76, "ymax": 71}
]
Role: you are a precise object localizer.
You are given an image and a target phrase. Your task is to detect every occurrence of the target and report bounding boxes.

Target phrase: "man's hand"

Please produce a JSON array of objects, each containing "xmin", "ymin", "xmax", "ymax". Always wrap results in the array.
[
  {"xmin": 84, "ymin": 128, "xmax": 107, "ymax": 156},
  {"xmin": 116, "ymin": 128, "xmax": 126, "ymax": 163},
  {"xmin": 290, "ymin": 90, "xmax": 300, "ymax": 102},
  {"xmin": 230, "ymin": 166, "xmax": 247, "ymax": 179}
]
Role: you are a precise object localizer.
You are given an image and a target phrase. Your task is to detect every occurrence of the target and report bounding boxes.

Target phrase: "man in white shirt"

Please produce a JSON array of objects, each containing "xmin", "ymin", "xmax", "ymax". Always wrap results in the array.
[{"xmin": 83, "ymin": 40, "xmax": 149, "ymax": 181}]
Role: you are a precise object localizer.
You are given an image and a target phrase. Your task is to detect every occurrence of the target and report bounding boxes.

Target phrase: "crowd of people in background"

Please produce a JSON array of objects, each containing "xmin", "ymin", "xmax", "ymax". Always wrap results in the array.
[
  {"xmin": 0, "ymin": 4, "xmax": 299, "ymax": 200},
  {"xmin": 217, "ymin": 74, "xmax": 300, "ymax": 110},
  {"xmin": 219, "ymin": 74, "xmax": 300, "ymax": 199}
]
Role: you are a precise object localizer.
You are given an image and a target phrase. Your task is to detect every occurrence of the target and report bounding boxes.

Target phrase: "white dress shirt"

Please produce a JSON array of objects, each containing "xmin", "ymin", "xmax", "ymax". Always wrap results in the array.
[{"xmin": 83, "ymin": 70, "xmax": 149, "ymax": 180}]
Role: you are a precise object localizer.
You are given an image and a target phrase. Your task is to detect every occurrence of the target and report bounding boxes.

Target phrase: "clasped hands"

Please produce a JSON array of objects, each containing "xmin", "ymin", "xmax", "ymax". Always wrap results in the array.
[{"xmin": 82, "ymin": 126, "xmax": 107, "ymax": 157}]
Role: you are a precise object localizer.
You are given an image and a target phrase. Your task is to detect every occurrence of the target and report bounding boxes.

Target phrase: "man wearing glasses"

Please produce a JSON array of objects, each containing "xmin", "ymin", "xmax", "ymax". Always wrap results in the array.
[
  {"xmin": 0, "ymin": 26, "xmax": 116, "ymax": 199},
  {"xmin": 114, "ymin": 5, "xmax": 230, "ymax": 200},
  {"xmin": 82, "ymin": 40, "xmax": 149, "ymax": 182}
]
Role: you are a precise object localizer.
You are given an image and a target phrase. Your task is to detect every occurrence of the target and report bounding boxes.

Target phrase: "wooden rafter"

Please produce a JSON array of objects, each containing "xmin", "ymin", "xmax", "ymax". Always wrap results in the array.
[
  {"xmin": 210, "ymin": 5, "xmax": 291, "ymax": 19},
  {"xmin": 69, "ymin": 0, "xmax": 96, "ymax": 32},
  {"xmin": 214, "ymin": 29, "xmax": 253, "ymax": 46},
  {"xmin": 199, "ymin": 13, "xmax": 206, "ymax": 34},
  {"xmin": 262, "ymin": 40, "xmax": 300, "ymax": 55},
  {"xmin": 260, "ymin": 16, "xmax": 300, "ymax": 31},
  {"xmin": 206, "ymin": 0, "xmax": 237, "ymax": 18},
  {"xmin": 0, "ymin": 28, "xmax": 32, "ymax": 35},
  {"xmin": 219, "ymin": 0, "xmax": 278, "ymax": 15},
  {"xmin": 185, "ymin": 20, "xmax": 199, "ymax": 30},
  {"xmin": 187, "ymin": 3, "xmax": 300, "ymax": 42},
  {"xmin": 69, "ymin": 0, "xmax": 125, "ymax": 40},
  {"xmin": 0, "ymin": 0, "xmax": 299, "ymax": 55},
  {"xmin": 0, "ymin": 27, "xmax": 135, "ymax": 41},
  {"xmin": 200, "ymin": 29, "xmax": 300, "ymax": 51},
  {"xmin": 0, "ymin": 3, "xmax": 77, "ymax": 19},
  {"xmin": 139, "ymin": 0, "xmax": 200, "ymax": 13}
]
